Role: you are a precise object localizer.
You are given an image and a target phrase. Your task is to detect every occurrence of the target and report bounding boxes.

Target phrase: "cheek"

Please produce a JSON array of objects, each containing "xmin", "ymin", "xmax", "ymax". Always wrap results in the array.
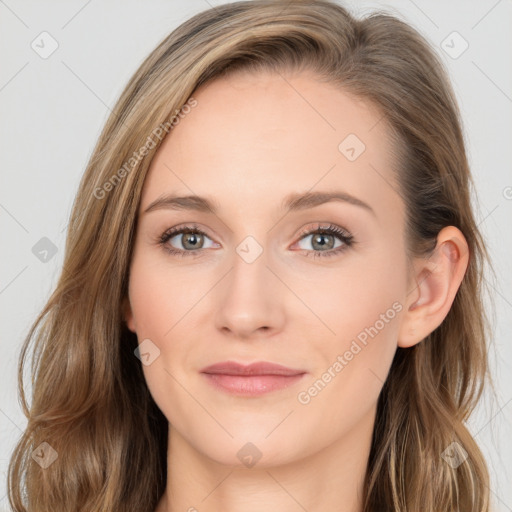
[
  {"xmin": 295, "ymin": 291, "xmax": 403, "ymax": 445},
  {"xmin": 297, "ymin": 242, "xmax": 407, "ymax": 350},
  {"xmin": 295, "ymin": 243, "xmax": 406, "ymax": 413},
  {"xmin": 127, "ymin": 250, "xmax": 205, "ymax": 338},
  {"xmin": 126, "ymin": 251, "xmax": 210, "ymax": 422}
]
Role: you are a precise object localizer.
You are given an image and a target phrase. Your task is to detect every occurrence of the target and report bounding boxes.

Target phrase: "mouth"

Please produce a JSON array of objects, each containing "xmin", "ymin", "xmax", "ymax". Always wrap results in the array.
[{"xmin": 200, "ymin": 361, "xmax": 307, "ymax": 397}]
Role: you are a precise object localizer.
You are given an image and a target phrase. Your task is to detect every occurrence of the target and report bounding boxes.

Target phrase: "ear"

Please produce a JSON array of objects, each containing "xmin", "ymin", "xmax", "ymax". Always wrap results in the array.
[
  {"xmin": 397, "ymin": 226, "xmax": 469, "ymax": 348},
  {"xmin": 122, "ymin": 296, "xmax": 137, "ymax": 333}
]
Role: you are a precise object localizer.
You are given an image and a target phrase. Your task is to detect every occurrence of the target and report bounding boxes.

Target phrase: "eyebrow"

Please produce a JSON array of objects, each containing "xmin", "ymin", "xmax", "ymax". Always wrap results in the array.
[{"xmin": 143, "ymin": 190, "xmax": 375, "ymax": 216}]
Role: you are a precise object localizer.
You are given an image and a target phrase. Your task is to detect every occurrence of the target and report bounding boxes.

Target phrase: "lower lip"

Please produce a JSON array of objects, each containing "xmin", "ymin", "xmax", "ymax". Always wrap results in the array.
[{"xmin": 202, "ymin": 373, "xmax": 306, "ymax": 396}]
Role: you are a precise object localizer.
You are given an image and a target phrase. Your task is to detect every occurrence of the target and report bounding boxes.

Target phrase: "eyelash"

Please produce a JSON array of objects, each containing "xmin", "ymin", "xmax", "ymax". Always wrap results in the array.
[{"xmin": 157, "ymin": 223, "xmax": 354, "ymax": 259}]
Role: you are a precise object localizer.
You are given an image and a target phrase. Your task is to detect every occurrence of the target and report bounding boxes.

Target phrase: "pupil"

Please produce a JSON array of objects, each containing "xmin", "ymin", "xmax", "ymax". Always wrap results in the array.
[
  {"xmin": 313, "ymin": 234, "xmax": 333, "ymax": 250},
  {"xmin": 183, "ymin": 233, "xmax": 202, "ymax": 249}
]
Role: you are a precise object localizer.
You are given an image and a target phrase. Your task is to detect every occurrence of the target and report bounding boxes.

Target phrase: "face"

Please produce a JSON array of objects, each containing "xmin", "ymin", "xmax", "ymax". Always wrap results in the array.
[{"xmin": 124, "ymin": 69, "xmax": 411, "ymax": 467}]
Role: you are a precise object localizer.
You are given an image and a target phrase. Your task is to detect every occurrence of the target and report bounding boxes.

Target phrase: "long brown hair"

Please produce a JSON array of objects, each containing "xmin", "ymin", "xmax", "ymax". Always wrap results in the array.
[{"xmin": 8, "ymin": 1, "xmax": 492, "ymax": 510}]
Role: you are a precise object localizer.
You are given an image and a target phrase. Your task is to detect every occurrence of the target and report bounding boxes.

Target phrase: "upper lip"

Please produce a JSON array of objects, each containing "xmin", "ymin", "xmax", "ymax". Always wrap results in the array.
[{"xmin": 200, "ymin": 361, "xmax": 306, "ymax": 376}]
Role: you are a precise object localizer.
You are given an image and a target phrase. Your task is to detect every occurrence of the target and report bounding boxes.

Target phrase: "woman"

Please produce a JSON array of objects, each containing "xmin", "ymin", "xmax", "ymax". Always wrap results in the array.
[{"xmin": 8, "ymin": 1, "xmax": 492, "ymax": 511}]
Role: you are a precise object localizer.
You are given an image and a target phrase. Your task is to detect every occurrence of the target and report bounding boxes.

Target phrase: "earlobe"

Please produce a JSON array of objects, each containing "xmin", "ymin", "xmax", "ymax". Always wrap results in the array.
[
  {"xmin": 122, "ymin": 296, "xmax": 137, "ymax": 333},
  {"xmin": 397, "ymin": 226, "xmax": 469, "ymax": 348}
]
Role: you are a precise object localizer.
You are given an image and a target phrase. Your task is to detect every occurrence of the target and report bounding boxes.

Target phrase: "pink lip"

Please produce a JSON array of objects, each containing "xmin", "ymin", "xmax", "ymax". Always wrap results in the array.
[{"xmin": 200, "ymin": 361, "xmax": 307, "ymax": 396}]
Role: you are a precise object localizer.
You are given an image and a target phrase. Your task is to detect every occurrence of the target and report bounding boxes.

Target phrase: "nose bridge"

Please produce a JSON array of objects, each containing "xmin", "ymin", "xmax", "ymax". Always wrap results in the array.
[
  {"xmin": 231, "ymin": 234, "xmax": 269, "ymax": 293},
  {"xmin": 214, "ymin": 233, "xmax": 285, "ymax": 336}
]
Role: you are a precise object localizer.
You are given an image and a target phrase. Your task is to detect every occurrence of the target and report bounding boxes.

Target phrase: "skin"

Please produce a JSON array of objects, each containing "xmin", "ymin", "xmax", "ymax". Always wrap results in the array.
[{"xmin": 123, "ymin": 69, "xmax": 469, "ymax": 512}]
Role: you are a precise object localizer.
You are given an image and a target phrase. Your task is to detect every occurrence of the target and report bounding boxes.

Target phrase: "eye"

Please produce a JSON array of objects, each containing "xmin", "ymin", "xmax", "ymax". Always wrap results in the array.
[
  {"xmin": 158, "ymin": 224, "xmax": 218, "ymax": 257},
  {"xmin": 157, "ymin": 222, "xmax": 354, "ymax": 259},
  {"xmin": 293, "ymin": 223, "xmax": 354, "ymax": 259}
]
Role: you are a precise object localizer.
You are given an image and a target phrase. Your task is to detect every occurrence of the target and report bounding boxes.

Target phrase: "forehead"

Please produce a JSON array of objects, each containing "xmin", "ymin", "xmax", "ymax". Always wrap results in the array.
[{"xmin": 140, "ymin": 70, "xmax": 402, "ymax": 222}]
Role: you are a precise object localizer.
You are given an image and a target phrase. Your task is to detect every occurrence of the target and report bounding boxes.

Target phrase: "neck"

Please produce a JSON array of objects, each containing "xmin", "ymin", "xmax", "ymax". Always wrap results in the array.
[{"xmin": 155, "ymin": 406, "xmax": 375, "ymax": 512}]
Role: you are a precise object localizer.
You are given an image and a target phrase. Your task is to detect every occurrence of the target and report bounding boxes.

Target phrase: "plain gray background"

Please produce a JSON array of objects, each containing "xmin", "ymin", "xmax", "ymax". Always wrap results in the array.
[{"xmin": 1, "ymin": 0, "xmax": 511, "ymax": 510}]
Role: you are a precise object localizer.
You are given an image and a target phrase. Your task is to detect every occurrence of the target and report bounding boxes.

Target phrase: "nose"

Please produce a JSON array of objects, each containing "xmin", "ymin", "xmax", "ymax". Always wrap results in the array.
[{"xmin": 214, "ymin": 240, "xmax": 286, "ymax": 340}]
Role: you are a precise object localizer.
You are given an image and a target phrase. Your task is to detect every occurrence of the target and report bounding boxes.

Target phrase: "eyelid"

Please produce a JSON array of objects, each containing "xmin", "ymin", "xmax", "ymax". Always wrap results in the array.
[
  {"xmin": 158, "ymin": 222, "xmax": 354, "ymax": 258},
  {"xmin": 294, "ymin": 222, "xmax": 352, "ymax": 241},
  {"xmin": 290, "ymin": 223, "xmax": 353, "ymax": 256},
  {"xmin": 159, "ymin": 223, "xmax": 218, "ymax": 249}
]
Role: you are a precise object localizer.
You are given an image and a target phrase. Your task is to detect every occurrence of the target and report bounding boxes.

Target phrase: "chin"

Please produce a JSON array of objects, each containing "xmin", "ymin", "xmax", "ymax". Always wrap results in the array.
[{"xmin": 194, "ymin": 433, "xmax": 301, "ymax": 469}]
